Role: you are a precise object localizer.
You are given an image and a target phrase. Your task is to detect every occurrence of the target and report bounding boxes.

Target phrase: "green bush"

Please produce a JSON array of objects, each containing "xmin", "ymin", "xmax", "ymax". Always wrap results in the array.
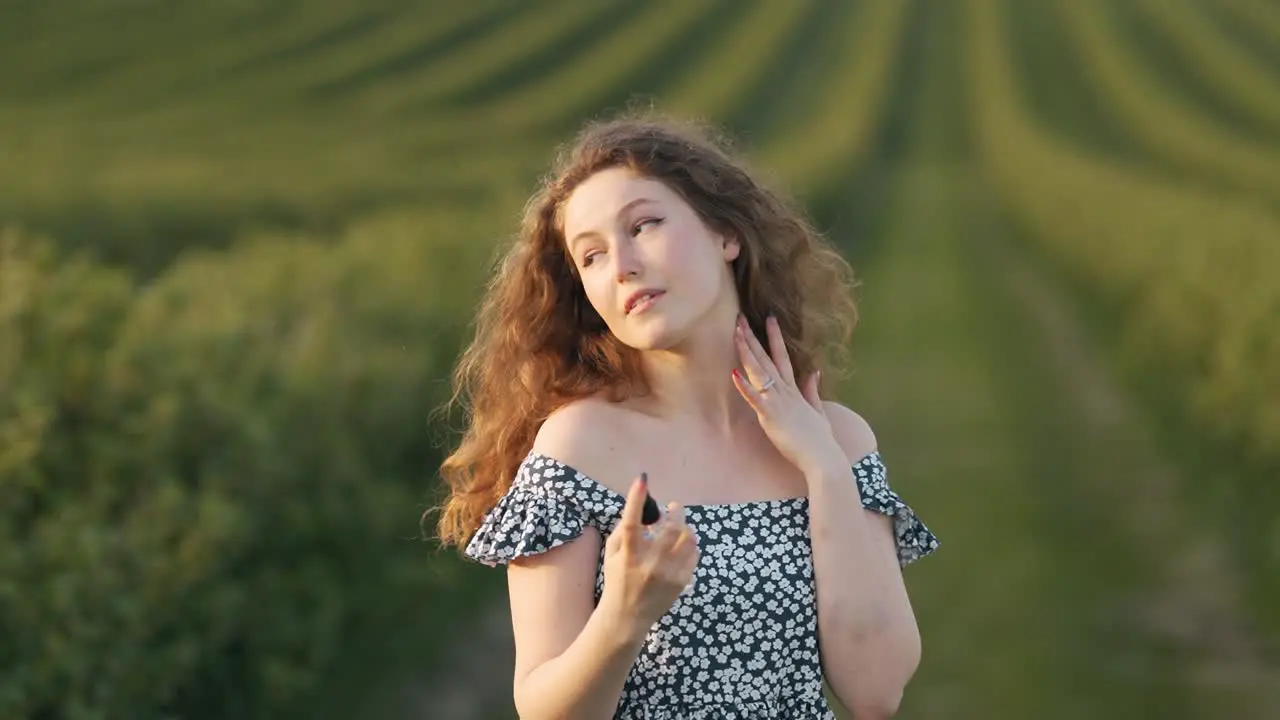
[
  {"xmin": 0, "ymin": 227, "xmax": 140, "ymax": 718},
  {"xmin": 0, "ymin": 209, "xmax": 500, "ymax": 719}
]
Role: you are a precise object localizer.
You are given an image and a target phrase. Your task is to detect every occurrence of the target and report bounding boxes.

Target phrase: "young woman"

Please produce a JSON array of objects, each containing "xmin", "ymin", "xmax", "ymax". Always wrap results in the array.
[{"xmin": 434, "ymin": 113, "xmax": 939, "ymax": 719}]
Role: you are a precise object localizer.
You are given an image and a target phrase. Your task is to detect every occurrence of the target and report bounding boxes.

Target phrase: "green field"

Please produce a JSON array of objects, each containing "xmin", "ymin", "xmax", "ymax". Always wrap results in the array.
[{"xmin": 3, "ymin": 1, "xmax": 1278, "ymax": 718}]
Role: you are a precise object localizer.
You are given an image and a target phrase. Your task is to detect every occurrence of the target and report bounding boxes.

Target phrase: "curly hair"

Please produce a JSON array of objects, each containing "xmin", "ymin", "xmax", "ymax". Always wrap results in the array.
[{"xmin": 431, "ymin": 110, "xmax": 860, "ymax": 550}]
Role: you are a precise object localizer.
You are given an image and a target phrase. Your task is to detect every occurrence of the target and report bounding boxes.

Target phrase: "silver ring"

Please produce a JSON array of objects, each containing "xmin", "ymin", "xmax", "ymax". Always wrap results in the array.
[{"xmin": 756, "ymin": 377, "xmax": 776, "ymax": 393}]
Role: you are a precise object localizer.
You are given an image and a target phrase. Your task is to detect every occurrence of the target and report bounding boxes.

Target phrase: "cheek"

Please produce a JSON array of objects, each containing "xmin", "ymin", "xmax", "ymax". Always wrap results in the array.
[
  {"xmin": 580, "ymin": 273, "xmax": 614, "ymax": 315},
  {"xmin": 649, "ymin": 232, "xmax": 700, "ymax": 277},
  {"xmin": 660, "ymin": 235, "xmax": 724, "ymax": 289}
]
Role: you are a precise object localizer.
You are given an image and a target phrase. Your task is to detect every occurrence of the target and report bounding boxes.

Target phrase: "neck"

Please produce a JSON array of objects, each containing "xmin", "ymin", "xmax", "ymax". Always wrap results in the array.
[{"xmin": 636, "ymin": 311, "xmax": 757, "ymax": 436}]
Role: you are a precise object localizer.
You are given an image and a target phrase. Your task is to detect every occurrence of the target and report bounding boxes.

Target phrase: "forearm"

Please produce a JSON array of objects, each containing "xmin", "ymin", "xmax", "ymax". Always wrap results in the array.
[
  {"xmin": 514, "ymin": 595, "xmax": 646, "ymax": 720},
  {"xmin": 806, "ymin": 461, "xmax": 920, "ymax": 716}
]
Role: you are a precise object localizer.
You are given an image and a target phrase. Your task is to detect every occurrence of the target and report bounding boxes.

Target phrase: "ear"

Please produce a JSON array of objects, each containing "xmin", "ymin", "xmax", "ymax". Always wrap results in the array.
[{"xmin": 721, "ymin": 233, "xmax": 741, "ymax": 262}]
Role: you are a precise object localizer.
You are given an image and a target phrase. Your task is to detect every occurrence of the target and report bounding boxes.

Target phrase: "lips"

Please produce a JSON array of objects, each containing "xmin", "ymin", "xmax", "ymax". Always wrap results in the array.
[{"xmin": 624, "ymin": 289, "xmax": 665, "ymax": 314}]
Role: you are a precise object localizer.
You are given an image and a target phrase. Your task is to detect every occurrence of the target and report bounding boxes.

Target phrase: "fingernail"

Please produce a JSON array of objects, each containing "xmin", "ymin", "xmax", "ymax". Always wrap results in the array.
[{"xmin": 640, "ymin": 471, "xmax": 648, "ymax": 486}]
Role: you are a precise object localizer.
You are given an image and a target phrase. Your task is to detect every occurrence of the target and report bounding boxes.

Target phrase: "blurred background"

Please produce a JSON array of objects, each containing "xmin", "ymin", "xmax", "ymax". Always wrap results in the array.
[{"xmin": 1, "ymin": 0, "xmax": 1277, "ymax": 718}]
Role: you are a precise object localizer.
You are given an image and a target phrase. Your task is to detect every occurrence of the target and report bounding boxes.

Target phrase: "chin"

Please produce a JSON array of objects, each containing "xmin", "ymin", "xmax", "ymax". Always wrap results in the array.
[
  {"xmin": 613, "ymin": 324, "xmax": 682, "ymax": 352},
  {"xmin": 616, "ymin": 336, "xmax": 669, "ymax": 352}
]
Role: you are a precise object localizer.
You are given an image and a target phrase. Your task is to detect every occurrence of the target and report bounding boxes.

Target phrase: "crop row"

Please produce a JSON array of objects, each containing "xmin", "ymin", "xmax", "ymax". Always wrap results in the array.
[
  {"xmin": 1053, "ymin": 0, "xmax": 1280, "ymax": 204},
  {"xmin": 968, "ymin": 0, "xmax": 1280, "ymax": 636}
]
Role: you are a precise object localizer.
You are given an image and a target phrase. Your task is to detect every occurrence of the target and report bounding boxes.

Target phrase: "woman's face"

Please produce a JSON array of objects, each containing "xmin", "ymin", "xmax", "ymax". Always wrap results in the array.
[{"xmin": 561, "ymin": 167, "xmax": 740, "ymax": 351}]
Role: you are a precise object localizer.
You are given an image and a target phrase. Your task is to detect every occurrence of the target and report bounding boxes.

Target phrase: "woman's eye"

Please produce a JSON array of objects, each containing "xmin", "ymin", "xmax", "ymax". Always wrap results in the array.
[{"xmin": 632, "ymin": 217, "xmax": 663, "ymax": 235}]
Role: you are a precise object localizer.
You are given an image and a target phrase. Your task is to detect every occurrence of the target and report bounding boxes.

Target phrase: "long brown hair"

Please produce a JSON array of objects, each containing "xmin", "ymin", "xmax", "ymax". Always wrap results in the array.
[{"xmin": 431, "ymin": 110, "xmax": 860, "ymax": 549}]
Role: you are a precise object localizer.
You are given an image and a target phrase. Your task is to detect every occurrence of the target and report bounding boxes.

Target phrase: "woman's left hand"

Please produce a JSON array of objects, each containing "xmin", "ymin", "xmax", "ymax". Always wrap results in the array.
[{"xmin": 731, "ymin": 313, "xmax": 845, "ymax": 478}]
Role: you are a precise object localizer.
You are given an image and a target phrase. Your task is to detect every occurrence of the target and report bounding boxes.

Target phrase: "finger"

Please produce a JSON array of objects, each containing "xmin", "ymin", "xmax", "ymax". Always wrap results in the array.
[
  {"xmin": 618, "ymin": 473, "xmax": 650, "ymax": 542},
  {"xmin": 669, "ymin": 522, "xmax": 698, "ymax": 556},
  {"xmin": 665, "ymin": 528, "xmax": 693, "ymax": 566},
  {"xmin": 739, "ymin": 314, "xmax": 781, "ymax": 383},
  {"xmin": 651, "ymin": 503, "xmax": 686, "ymax": 552},
  {"xmin": 801, "ymin": 370, "xmax": 823, "ymax": 412},
  {"xmin": 647, "ymin": 526, "xmax": 682, "ymax": 564},
  {"xmin": 765, "ymin": 315, "xmax": 796, "ymax": 388},
  {"xmin": 665, "ymin": 502, "xmax": 685, "ymax": 528},
  {"xmin": 677, "ymin": 538, "xmax": 700, "ymax": 577},
  {"xmin": 603, "ymin": 526, "xmax": 620, "ymax": 556},
  {"xmin": 731, "ymin": 367, "xmax": 764, "ymax": 412},
  {"xmin": 735, "ymin": 314, "xmax": 769, "ymax": 374},
  {"xmin": 734, "ymin": 317, "xmax": 772, "ymax": 389},
  {"xmin": 658, "ymin": 520, "xmax": 696, "ymax": 561}
]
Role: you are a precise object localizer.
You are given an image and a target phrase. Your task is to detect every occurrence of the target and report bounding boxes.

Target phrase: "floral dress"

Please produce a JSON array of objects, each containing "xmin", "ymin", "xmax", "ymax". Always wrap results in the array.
[{"xmin": 464, "ymin": 450, "xmax": 940, "ymax": 719}]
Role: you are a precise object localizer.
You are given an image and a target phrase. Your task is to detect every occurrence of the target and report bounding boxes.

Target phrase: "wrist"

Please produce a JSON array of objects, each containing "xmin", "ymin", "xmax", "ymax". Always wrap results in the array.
[
  {"xmin": 596, "ymin": 590, "xmax": 655, "ymax": 648},
  {"xmin": 799, "ymin": 445, "xmax": 850, "ymax": 483}
]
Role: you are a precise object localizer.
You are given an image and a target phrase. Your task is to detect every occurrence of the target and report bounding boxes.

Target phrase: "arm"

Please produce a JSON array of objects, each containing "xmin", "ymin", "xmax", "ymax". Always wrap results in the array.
[
  {"xmin": 508, "ymin": 533, "xmax": 647, "ymax": 720},
  {"xmin": 730, "ymin": 314, "xmax": 931, "ymax": 718},
  {"xmin": 505, "ymin": 403, "xmax": 699, "ymax": 719},
  {"xmin": 507, "ymin": 404, "xmax": 642, "ymax": 720},
  {"xmin": 807, "ymin": 403, "xmax": 921, "ymax": 719}
]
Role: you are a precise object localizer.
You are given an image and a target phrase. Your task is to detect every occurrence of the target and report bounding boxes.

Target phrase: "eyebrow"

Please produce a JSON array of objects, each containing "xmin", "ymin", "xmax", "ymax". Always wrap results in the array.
[{"xmin": 567, "ymin": 197, "xmax": 658, "ymax": 250}]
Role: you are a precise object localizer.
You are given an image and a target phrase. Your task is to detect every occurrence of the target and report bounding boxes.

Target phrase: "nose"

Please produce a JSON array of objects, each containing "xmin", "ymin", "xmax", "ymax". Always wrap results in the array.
[{"xmin": 610, "ymin": 241, "xmax": 642, "ymax": 282}]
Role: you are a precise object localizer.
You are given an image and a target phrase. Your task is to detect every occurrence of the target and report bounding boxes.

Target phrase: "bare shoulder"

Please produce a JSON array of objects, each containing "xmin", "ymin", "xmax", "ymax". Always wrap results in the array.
[
  {"xmin": 508, "ymin": 397, "xmax": 621, "ymax": 693},
  {"xmin": 530, "ymin": 395, "xmax": 632, "ymax": 482},
  {"xmin": 822, "ymin": 401, "xmax": 879, "ymax": 464}
]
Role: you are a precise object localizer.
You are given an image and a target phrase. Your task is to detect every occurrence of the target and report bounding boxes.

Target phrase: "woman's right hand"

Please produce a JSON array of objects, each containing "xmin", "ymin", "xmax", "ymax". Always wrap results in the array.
[{"xmin": 600, "ymin": 473, "xmax": 700, "ymax": 640}]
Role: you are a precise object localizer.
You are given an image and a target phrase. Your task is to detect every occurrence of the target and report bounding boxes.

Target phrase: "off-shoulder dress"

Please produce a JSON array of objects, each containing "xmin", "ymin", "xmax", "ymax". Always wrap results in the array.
[{"xmin": 464, "ymin": 450, "xmax": 939, "ymax": 719}]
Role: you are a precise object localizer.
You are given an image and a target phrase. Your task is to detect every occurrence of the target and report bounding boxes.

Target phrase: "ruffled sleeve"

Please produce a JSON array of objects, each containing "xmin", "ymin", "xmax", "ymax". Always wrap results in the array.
[
  {"xmin": 463, "ymin": 453, "xmax": 590, "ymax": 567},
  {"xmin": 853, "ymin": 452, "xmax": 940, "ymax": 567}
]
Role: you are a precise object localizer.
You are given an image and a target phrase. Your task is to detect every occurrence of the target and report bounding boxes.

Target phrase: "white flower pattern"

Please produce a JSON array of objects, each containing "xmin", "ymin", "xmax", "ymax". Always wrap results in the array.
[{"xmin": 465, "ymin": 450, "xmax": 939, "ymax": 719}]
